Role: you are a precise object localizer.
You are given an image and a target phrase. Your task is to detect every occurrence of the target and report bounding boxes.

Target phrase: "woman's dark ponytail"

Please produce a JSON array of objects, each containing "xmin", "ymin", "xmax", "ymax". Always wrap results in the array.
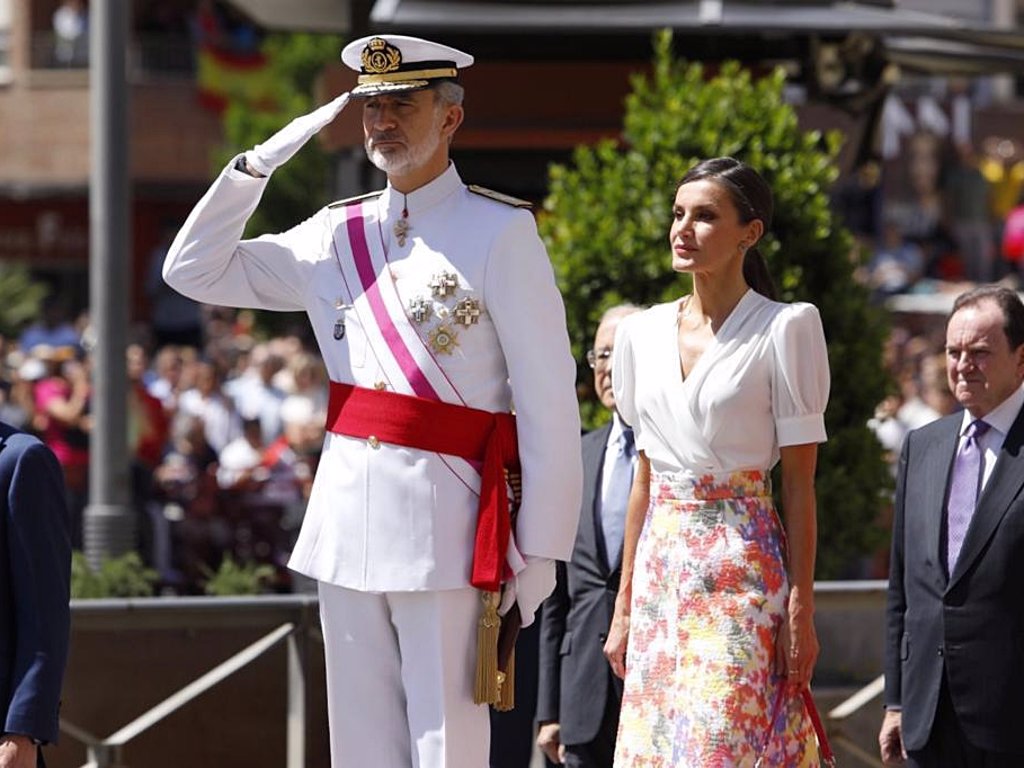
[{"xmin": 742, "ymin": 247, "xmax": 777, "ymax": 300}]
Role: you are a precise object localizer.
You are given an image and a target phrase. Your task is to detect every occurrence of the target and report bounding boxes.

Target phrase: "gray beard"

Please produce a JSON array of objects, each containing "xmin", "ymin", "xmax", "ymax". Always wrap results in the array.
[
  {"xmin": 364, "ymin": 111, "xmax": 444, "ymax": 177},
  {"xmin": 365, "ymin": 135, "xmax": 441, "ymax": 177}
]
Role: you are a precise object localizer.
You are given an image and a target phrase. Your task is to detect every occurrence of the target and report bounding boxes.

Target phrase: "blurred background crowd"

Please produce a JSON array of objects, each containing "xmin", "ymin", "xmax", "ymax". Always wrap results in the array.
[
  {"xmin": 844, "ymin": 133, "xmax": 1024, "ymax": 299},
  {"xmin": 1, "ymin": 291, "xmax": 328, "ymax": 594}
]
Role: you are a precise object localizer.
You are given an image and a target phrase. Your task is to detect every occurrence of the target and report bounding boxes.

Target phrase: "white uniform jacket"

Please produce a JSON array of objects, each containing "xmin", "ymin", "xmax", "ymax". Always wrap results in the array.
[{"xmin": 163, "ymin": 160, "xmax": 583, "ymax": 592}]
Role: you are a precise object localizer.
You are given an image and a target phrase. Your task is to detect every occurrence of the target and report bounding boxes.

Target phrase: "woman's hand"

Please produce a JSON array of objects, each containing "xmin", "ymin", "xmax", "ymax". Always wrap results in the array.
[
  {"xmin": 774, "ymin": 588, "xmax": 819, "ymax": 690},
  {"xmin": 603, "ymin": 594, "xmax": 631, "ymax": 680}
]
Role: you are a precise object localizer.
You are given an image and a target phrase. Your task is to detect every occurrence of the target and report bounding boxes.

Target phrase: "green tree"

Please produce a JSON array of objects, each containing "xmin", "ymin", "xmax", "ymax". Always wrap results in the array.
[
  {"xmin": 216, "ymin": 33, "xmax": 344, "ymax": 335},
  {"xmin": 542, "ymin": 31, "xmax": 890, "ymax": 578},
  {"xmin": 0, "ymin": 265, "xmax": 48, "ymax": 339}
]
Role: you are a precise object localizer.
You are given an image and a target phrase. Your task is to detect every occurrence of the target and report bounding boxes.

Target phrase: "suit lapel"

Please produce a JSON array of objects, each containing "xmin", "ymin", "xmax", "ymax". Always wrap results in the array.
[
  {"xmin": 949, "ymin": 402, "xmax": 1024, "ymax": 589},
  {"xmin": 582, "ymin": 424, "xmax": 612, "ymax": 574},
  {"xmin": 920, "ymin": 416, "xmax": 962, "ymax": 585}
]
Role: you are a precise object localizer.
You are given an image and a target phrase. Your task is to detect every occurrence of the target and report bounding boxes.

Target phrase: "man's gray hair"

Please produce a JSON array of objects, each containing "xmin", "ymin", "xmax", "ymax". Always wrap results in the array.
[{"xmin": 433, "ymin": 81, "xmax": 465, "ymax": 107}]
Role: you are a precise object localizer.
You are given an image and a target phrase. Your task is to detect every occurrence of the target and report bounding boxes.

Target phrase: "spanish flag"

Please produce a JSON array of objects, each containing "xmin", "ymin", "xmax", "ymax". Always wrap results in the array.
[{"xmin": 196, "ymin": 44, "xmax": 276, "ymax": 114}]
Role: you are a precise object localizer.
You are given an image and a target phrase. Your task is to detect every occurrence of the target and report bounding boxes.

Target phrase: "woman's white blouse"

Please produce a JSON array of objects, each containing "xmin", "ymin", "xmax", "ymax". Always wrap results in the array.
[{"xmin": 612, "ymin": 289, "xmax": 830, "ymax": 475}]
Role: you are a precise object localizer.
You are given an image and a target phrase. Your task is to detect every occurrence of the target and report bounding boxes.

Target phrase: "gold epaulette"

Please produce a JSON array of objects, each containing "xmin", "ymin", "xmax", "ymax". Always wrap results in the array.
[
  {"xmin": 467, "ymin": 185, "xmax": 533, "ymax": 210},
  {"xmin": 328, "ymin": 190, "xmax": 384, "ymax": 209}
]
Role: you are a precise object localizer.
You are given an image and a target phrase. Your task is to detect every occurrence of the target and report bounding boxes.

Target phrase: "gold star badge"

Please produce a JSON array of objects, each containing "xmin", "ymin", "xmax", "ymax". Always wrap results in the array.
[
  {"xmin": 453, "ymin": 296, "xmax": 482, "ymax": 327},
  {"xmin": 428, "ymin": 325, "xmax": 459, "ymax": 355}
]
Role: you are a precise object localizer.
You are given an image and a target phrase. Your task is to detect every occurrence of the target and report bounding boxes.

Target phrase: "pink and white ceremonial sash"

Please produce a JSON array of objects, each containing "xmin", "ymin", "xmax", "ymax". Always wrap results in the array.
[{"xmin": 327, "ymin": 198, "xmax": 481, "ymax": 493}]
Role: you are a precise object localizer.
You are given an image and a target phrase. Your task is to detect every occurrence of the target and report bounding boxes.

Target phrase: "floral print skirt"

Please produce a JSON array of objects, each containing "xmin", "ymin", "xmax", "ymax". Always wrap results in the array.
[{"xmin": 614, "ymin": 469, "xmax": 819, "ymax": 767}]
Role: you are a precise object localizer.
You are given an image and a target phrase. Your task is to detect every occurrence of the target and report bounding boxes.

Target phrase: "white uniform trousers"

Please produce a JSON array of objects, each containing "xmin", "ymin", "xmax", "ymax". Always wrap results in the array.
[{"xmin": 318, "ymin": 582, "xmax": 489, "ymax": 768}]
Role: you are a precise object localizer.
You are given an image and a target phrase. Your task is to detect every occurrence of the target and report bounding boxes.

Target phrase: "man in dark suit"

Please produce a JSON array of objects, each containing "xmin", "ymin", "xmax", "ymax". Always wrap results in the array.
[
  {"xmin": 881, "ymin": 285, "xmax": 1024, "ymax": 767},
  {"xmin": 1, "ymin": 423, "xmax": 71, "ymax": 768},
  {"xmin": 537, "ymin": 305, "xmax": 639, "ymax": 767}
]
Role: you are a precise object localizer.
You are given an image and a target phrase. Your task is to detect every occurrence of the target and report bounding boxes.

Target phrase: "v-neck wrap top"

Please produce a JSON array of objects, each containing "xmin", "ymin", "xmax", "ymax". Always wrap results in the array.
[{"xmin": 612, "ymin": 289, "xmax": 830, "ymax": 476}]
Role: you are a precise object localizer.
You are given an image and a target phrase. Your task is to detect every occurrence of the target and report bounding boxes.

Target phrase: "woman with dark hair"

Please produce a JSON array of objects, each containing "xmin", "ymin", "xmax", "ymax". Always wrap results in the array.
[{"xmin": 603, "ymin": 158, "xmax": 830, "ymax": 765}]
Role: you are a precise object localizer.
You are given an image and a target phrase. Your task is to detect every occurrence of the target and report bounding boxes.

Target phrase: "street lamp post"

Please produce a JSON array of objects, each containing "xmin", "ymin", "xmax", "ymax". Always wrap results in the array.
[{"xmin": 84, "ymin": 0, "xmax": 133, "ymax": 569}]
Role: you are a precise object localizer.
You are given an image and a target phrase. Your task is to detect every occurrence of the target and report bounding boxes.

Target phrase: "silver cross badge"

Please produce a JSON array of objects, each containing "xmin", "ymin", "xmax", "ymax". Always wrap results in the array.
[
  {"xmin": 408, "ymin": 296, "xmax": 432, "ymax": 324},
  {"xmin": 428, "ymin": 271, "xmax": 459, "ymax": 299}
]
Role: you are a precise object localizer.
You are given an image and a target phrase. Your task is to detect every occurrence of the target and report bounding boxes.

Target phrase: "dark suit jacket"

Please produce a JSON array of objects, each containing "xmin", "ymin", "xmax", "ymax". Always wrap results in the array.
[
  {"xmin": 0, "ymin": 424, "xmax": 71, "ymax": 746},
  {"xmin": 885, "ymin": 402, "xmax": 1024, "ymax": 753},
  {"xmin": 537, "ymin": 423, "xmax": 624, "ymax": 746}
]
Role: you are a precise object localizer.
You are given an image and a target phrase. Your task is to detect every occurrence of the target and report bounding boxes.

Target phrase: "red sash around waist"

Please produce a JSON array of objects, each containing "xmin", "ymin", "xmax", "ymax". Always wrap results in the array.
[{"xmin": 325, "ymin": 380, "xmax": 519, "ymax": 592}]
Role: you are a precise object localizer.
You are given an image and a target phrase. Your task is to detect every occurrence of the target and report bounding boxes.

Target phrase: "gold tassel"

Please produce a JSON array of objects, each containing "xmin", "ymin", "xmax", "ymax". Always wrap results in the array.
[
  {"xmin": 473, "ymin": 590, "xmax": 501, "ymax": 705},
  {"xmin": 494, "ymin": 647, "xmax": 515, "ymax": 712}
]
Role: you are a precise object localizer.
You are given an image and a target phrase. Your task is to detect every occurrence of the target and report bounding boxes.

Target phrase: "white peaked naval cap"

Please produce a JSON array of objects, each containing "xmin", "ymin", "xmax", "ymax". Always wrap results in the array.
[{"xmin": 341, "ymin": 35, "xmax": 474, "ymax": 97}]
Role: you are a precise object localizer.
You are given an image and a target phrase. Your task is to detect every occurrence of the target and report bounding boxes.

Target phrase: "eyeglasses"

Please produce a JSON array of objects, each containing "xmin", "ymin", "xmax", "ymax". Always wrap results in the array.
[{"xmin": 586, "ymin": 347, "xmax": 613, "ymax": 369}]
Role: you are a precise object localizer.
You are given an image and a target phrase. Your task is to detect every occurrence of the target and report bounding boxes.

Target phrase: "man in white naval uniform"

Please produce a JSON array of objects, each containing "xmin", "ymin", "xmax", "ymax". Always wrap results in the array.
[{"xmin": 163, "ymin": 35, "xmax": 582, "ymax": 768}]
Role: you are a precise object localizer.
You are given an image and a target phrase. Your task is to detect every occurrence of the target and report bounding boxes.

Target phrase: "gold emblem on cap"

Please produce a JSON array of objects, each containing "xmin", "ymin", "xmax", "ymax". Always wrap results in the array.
[
  {"xmin": 362, "ymin": 37, "xmax": 402, "ymax": 75},
  {"xmin": 453, "ymin": 297, "xmax": 482, "ymax": 327},
  {"xmin": 428, "ymin": 325, "xmax": 459, "ymax": 355}
]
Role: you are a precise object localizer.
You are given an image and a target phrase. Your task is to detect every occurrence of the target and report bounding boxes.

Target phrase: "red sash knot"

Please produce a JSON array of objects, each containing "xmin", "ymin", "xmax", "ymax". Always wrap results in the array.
[{"xmin": 325, "ymin": 381, "xmax": 519, "ymax": 593}]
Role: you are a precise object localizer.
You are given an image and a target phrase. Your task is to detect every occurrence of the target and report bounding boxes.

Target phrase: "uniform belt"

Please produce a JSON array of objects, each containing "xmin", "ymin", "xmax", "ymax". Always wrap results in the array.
[{"xmin": 325, "ymin": 380, "xmax": 519, "ymax": 592}]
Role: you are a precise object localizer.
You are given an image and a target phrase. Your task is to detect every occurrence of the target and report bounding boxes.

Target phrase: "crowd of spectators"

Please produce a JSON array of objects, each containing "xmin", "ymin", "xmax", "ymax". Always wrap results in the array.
[
  {"xmin": 839, "ymin": 131, "xmax": 1024, "ymax": 301},
  {"xmin": 0, "ymin": 295, "xmax": 326, "ymax": 595}
]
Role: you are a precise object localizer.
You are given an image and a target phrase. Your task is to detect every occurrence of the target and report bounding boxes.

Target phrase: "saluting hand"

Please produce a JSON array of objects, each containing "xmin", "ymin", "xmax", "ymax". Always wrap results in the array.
[{"xmin": 244, "ymin": 92, "xmax": 351, "ymax": 177}]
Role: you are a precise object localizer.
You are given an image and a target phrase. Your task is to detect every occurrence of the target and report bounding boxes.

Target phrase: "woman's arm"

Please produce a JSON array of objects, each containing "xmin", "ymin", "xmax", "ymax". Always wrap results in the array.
[
  {"xmin": 42, "ymin": 364, "xmax": 90, "ymax": 425},
  {"xmin": 604, "ymin": 449, "xmax": 651, "ymax": 679},
  {"xmin": 776, "ymin": 442, "xmax": 820, "ymax": 690}
]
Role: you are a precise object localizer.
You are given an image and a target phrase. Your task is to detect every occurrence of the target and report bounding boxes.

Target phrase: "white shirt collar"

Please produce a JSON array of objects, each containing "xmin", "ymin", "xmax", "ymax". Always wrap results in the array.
[
  {"xmin": 958, "ymin": 384, "xmax": 1024, "ymax": 438},
  {"xmin": 381, "ymin": 163, "xmax": 462, "ymax": 220}
]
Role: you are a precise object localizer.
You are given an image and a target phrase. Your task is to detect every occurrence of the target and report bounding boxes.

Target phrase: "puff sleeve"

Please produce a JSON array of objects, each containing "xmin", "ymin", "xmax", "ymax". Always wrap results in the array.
[{"xmin": 771, "ymin": 302, "xmax": 830, "ymax": 446}]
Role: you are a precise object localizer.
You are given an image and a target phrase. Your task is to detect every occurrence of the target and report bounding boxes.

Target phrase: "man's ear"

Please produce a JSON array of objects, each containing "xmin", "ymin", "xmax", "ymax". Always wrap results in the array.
[{"xmin": 441, "ymin": 104, "xmax": 464, "ymax": 139}]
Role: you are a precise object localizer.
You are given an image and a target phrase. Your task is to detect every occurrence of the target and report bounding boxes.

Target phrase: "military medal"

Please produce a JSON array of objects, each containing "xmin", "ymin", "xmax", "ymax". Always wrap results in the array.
[
  {"xmin": 408, "ymin": 296, "xmax": 432, "ymax": 324},
  {"xmin": 453, "ymin": 296, "xmax": 482, "ymax": 327},
  {"xmin": 394, "ymin": 195, "xmax": 411, "ymax": 247},
  {"xmin": 428, "ymin": 325, "xmax": 459, "ymax": 354},
  {"xmin": 394, "ymin": 216, "xmax": 410, "ymax": 247},
  {"xmin": 429, "ymin": 271, "xmax": 459, "ymax": 299}
]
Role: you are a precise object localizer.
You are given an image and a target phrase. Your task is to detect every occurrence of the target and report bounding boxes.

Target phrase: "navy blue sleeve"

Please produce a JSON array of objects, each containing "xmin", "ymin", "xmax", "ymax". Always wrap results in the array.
[{"xmin": 4, "ymin": 439, "xmax": 71, "ymax": 745}]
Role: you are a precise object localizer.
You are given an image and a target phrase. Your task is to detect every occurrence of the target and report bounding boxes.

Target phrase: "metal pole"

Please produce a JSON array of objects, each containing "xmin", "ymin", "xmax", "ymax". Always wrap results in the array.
[
  {"xmin": 286, "ymin": 631, "xmax": 307, "ymax": 768},
  {"xmin": 84, "ymin": 0, "xmax": 133, "ymax": 569}
]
